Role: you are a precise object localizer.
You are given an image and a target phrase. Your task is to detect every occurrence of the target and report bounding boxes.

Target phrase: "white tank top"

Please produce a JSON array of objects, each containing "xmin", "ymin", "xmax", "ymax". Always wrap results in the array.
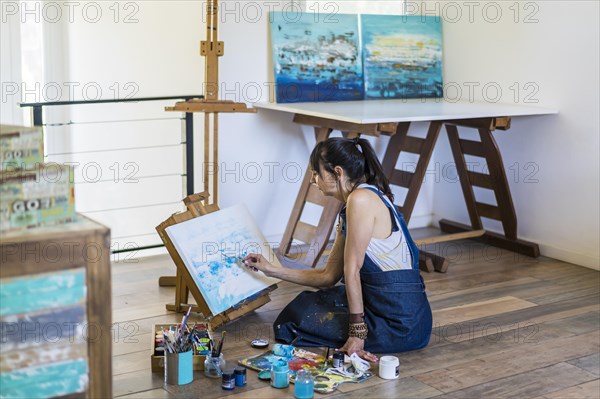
[{"xmin": 358, "ymin": 184, "xmax": 413, "ymax": 271}]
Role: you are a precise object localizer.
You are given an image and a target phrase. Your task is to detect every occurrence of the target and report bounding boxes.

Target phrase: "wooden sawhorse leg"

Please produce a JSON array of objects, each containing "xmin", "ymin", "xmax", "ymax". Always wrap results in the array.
[
  {"xmin": 278, "ymin": 126, "xmax": 342, "ymax": 267},
  {"xmin": 379, "ymin": 121, "xmax": 447, "ymax": 272},
  {"xmin": 440, "ymin": 118, "xmax": 540, "ymax": 257}
]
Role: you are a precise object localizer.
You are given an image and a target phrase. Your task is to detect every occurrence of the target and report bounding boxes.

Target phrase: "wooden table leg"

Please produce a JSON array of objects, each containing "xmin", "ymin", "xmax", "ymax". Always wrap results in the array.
[
  {"xmin": 419, "ymin": 250, "xmax": 449, "ymax": 273},
  {"xmin": 277, "ymin": 126, "xmax": 342, "ymax": 267},
  {"xmin": 441, "ymin": 118, "xmax": 540, "ymax": 257},
  {"xmin": 381, "ymin": 122, "xmax": 449, "ymax": 272},
  {"xmin": 381, "ymin": 122, "xmax": 443, "ymax": 221}
]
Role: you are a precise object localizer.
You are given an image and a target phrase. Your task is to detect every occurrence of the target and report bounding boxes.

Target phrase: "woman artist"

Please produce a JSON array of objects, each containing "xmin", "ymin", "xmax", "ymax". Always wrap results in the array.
[{"xmin": 244, "ymin": 137, "xmax": 432, "ymax": 362}]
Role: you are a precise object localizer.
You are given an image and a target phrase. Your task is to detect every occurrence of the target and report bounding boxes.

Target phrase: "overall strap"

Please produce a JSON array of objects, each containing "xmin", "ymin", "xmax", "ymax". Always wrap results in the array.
[{"xmin": 360, "ymin": 186, "xmax": 420, "ymax": 271}]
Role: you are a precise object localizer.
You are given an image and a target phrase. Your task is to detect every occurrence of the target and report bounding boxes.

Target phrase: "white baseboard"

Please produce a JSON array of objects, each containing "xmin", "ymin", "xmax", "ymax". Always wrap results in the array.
[
  {"xmin": 538, "ymin": 244, "xmax": 600, "ymax": 271},
  {"xmin": 431, "ymin": 214, "xmax": 600, "ymax": 271}
]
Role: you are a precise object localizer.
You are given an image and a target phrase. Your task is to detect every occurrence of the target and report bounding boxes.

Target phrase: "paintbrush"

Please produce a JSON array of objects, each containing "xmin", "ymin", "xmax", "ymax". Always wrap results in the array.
[
  {"xmin": 180, "ymin": 305, "xmax": 192, "ymax": 334},
  {"xmin": 323, "ymin": 347, "xmax": 330, "ymax": 370},
  {"xmin": 290, "ymin": 335, "xmax": 301, "ymax": 346},
  {"xmin": 209, "ymin": 339, "xmax": 215, "ymax": 357},
  {"xmin": 216, "ymin": 331, "xmax": 226, "ymax": 355}
]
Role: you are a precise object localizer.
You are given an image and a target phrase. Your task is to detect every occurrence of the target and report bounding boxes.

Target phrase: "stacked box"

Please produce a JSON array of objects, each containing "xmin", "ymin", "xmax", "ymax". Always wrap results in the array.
[
  {"xmin": 0, "ymin": 124, "xmax": 44, "ymax": 171},
  {"xmin": 0, "ymin": 164, "xmax": 76, "ymax": 231}
]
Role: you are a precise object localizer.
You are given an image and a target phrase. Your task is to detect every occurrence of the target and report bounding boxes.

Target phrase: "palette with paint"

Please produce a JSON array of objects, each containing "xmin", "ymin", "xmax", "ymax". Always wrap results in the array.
[{"xmin": 238, "ymin": 347, "xmax": 373, "ymax": 393}]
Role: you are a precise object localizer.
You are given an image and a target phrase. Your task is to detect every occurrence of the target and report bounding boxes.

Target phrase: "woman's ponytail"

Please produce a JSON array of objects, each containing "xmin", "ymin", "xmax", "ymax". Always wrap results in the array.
[
  {"xmin": 355, "ymin": 138, "xmax": 394, "ymax": 203},
  {"xmin": 310, "ymin": 137, "xmax": 394, "ymax": 203}
]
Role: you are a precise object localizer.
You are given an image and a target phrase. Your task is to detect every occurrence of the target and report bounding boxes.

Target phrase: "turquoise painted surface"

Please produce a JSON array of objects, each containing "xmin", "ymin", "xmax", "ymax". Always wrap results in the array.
[
  {"xmin": 0, "ymin": 359, "xmax": 88, "ymax": 398},
  {"xmin": 0, "ymin": 269, "xmax": 85, "ymax": 316}
]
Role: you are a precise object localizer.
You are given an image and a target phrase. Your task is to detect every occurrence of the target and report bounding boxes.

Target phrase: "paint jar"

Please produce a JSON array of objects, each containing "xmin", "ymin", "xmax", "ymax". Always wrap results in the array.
[
  {"xmin": 234, "ymin": 367, "xmax": 247, "ymax": 386},
  {"xmin": 294, "ymin": 369, "xmax": 314, "ymax": 399},
  {"xmin": 221, "ymin": 370, "xmax": 235, "ymax": 390},
  {"xmin": 164, "ymin": 350, "xmax": 193, "ymax": 385},
  {"xmin": 272, "ymin": 343, "xmax": 294, "ymax": 359},
  {"xmin": 332, "ymin": 351, "xmax": 344, "ymax": 368},
  {"xmin": 270, "ymin": 361, "xmax": 289, "ymax": 389},
  {"xmin": 204, "ymin": 353, "xmax": 226, "ymax": 379},
  {"xmin": 379, "ymin": 355, "xmax": 400, "ymax": 380}
]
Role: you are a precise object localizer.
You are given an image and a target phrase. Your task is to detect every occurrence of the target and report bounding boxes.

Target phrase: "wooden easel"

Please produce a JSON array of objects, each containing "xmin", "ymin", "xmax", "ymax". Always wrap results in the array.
[
  {"xmin": 166, "ymin": 0, "xmax": 256, "ymax": 207},
  {"xmin": 156, "ymin": 192, "xmax": 275, "ymax": 328},
  {"xmin": 160, "ymin": 0, "xmax": 256, "ymax": 303}
]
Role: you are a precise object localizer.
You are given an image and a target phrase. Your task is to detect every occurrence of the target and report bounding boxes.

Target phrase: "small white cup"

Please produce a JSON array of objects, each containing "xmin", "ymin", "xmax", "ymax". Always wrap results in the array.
[{"xmin": 379, "ymin": 356, "xmax": 400, "ymax": 380}]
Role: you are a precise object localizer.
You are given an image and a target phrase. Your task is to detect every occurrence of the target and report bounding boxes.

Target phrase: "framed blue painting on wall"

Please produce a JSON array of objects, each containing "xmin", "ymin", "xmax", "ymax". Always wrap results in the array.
[{"xmin": 269, "ymin": 12, "xmax": 443, "ymax": 103}]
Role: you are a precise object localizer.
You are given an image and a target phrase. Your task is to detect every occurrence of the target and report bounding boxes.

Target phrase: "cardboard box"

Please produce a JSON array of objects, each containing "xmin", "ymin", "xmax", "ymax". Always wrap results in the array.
[
  {"xmin": 0, "ymin": 164, "xmax": 76, "ymax": 232},
  {"xmin": 151, "ymin": 323, "xmax": 211, "ymax": 373},
  {"xmin": 0, "ymin": 125, "xmax": 44, "ymax": 171}
]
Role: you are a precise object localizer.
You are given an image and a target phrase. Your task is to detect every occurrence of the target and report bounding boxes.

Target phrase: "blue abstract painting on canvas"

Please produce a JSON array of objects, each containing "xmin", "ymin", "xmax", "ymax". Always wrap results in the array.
[
  {"xmin": 270, "ymin": 12, "xmax": 364, "ymax": 103},
  {"xmin": 361, "ymin": 15, "xmax": 443, "ymax": 99},
  {"xmin": 165, "ymin": 204, "xmax": 280, "ymax": 316}
]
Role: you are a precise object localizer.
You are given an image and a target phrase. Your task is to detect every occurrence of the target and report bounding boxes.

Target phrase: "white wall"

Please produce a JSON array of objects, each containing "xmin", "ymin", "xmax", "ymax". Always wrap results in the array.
[
  {"xmin": 435, "ymin": 1, "xmax": 599, "ymax": 269},
  {"xmin": 9, "ymin": 1, "xmax": 598, "ymax": 268},
  {"xmin": 1, "ymin": 13, "xmax": 23, "ymax": 125}
]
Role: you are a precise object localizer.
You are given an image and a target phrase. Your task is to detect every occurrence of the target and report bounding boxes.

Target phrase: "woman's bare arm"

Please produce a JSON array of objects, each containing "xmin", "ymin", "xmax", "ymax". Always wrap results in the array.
[{"xmin": 244, "ymin": 228, "xmax": 345, "ymax": 289}]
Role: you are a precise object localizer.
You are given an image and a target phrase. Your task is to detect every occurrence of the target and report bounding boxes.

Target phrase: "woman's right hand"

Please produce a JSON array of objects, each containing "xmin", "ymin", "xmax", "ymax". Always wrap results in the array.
[{"xmin": 242, "ymin": 253, "xmax": 274, "ymax": 277}]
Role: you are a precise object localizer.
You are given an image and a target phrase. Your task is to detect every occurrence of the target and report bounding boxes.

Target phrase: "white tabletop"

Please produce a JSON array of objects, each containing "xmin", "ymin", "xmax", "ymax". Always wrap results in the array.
[{"xmin": 253, "ymin": 99, "xmax": 558, "ymax": 124}]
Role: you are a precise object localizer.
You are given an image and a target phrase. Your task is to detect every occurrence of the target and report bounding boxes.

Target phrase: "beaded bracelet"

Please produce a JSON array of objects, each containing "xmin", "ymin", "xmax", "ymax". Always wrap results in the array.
[{"xmin": 348, "ymin": 322, "xmax": 368, "ymax": 340}]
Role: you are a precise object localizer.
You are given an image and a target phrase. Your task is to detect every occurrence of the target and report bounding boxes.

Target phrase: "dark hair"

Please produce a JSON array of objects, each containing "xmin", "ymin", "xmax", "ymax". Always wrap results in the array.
[{"xmin": 309, "ymin": 137, "xmax": 394, "ymax": 202}]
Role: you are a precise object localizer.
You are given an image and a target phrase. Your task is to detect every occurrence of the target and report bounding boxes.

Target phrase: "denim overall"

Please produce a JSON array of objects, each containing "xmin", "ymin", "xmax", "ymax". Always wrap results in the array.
[{"xmin": 274, "ymin": 187, "xmax": 433, "ymax": 353}]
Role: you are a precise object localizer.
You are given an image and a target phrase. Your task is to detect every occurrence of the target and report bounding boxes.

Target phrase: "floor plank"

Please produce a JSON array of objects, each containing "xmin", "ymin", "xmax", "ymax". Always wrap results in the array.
[
  {"xmin": 118, "ymin": 388, "xmax": 176, "ymax": 399},
  {"xmin": 432, "ymin": 296, "xmax": 537, "ymax": 326},
  {"xmin": 437, "ymin": 362, "xmax": 597, "ymax": 398},
  {"xmin": 414, "ymin": 331, "xmax": 599, "ymax": 393},
  {"xmin": 537, "ymin": 379, "xmax": 600, "ymax": 399},
  {"xmin": 567, "ymin": 352, "xmax": 600, "ymax": 376},
  {"xmin": 331, "ymin": 376, "xmax": 442, "ymax": 398}
]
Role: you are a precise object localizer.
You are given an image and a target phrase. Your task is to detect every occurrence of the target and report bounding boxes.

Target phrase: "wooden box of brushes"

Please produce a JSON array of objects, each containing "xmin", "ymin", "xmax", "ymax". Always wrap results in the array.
[{"xmin": 150, "ymin": 323, "xmax": 211, "ymax": 372}]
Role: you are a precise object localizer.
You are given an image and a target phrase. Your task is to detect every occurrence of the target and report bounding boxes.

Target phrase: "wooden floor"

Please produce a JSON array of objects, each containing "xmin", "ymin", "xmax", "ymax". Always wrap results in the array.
[{"xmin": 111, "ymin": 235, "xmax": 600, "ymax": 398}]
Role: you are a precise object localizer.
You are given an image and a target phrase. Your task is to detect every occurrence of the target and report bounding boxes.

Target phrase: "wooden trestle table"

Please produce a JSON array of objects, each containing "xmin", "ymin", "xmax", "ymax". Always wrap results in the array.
[{"xmin": 254, "ymin": 99, "xmax": 557, "ymax": 272}]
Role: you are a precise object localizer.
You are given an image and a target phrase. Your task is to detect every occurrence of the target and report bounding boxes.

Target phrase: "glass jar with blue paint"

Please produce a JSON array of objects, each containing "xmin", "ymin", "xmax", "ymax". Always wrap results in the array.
[
  {"xmin": 294, "ymin": 369, "xmax": 314, "ymax": 399},
  {"xmin": 270, "ymin": 360, "xmax": 289, "ymax": 389}
]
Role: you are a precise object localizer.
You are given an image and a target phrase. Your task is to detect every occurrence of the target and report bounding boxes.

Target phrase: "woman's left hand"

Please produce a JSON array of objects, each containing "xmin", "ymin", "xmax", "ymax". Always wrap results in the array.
[{"xmin": 339, "ymin": 337, "xmax": 378, "ymax": 363}]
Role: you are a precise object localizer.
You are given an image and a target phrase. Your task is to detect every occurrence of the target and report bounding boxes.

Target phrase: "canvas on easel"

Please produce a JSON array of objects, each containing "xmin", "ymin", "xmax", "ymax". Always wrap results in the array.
[
  {"xmin": 156, "ymin": 193, "xmax": 279, "ymax": 328},
  {"xmin": 165, "ymin": 203, "xmax": 281, "ymax": 315}
]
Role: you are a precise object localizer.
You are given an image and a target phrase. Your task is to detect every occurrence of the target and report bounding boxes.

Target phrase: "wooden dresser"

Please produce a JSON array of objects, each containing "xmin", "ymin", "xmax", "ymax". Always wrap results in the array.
[{"xmin": 0, "ymin": 216, "xmax": 112, "ymax": 398}]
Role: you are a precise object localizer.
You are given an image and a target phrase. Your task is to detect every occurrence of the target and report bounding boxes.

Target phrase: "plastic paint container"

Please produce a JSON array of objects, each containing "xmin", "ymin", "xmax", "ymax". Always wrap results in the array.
[
  {"xmin": 379, "ymin": 356, "xmax": 400, "ymax": 379},
  {"xmin": 234, "ymin": 367, "xmax": 247, "ymax": 387},
  {"xmin": 221, "ymin": 370, "xmax": 235, "ymax": 390},
  {"xmin": 251, "ymin": 339, "xmax": 269, "ymax": 349},
  {"xmin": 270, "ymin": 361, "xmax": 290, "ymax": 389},
  {"xmin": 332, "ymin": 351, "xmax": 344, "ymax": 368}
]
